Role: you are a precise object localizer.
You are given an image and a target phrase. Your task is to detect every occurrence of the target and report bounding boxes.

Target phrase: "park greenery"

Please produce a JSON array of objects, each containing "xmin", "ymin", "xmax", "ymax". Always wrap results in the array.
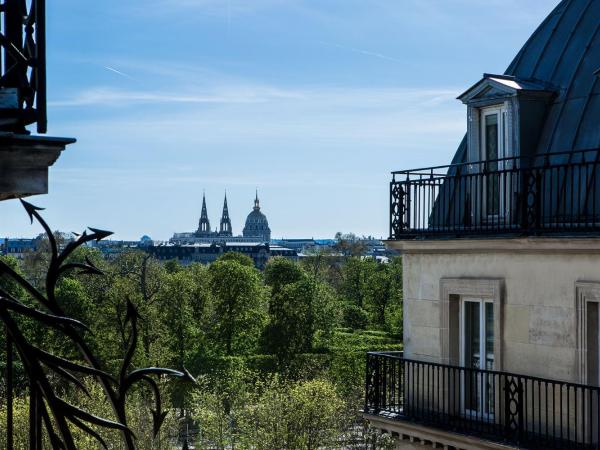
[{"xmin": 0, "ymin": 238, "xmax": 402, "ymax": 449}]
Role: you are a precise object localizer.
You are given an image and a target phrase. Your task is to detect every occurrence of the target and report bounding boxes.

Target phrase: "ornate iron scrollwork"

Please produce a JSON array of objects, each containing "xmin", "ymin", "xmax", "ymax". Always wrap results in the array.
[
  {"xmin": 390, "ymin": 183, "xmax": 408, "ymax": 238},
  {"xmin": 0, "ymin": 0, "xmax": 47, "ymax": 133},
  {"xmin": 524, "ymin": 170, "xmax": 541, "ymax": 230},
  {"xmin": 0, "ymin": 200, "xmax": 195, "ymax": 449},
  {"xmin": 504, "ymin": 376, "xmax": 523, "ymax": 443}
]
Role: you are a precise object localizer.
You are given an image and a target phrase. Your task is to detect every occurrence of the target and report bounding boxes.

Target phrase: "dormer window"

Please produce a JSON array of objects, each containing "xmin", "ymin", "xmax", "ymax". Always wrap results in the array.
[{"xmin": 458, "ymin": 74, "xmax": 555, "ymax": 164}]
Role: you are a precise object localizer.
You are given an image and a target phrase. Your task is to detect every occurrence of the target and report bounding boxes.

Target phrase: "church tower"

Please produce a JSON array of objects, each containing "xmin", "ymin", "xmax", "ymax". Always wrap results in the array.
[
  {"xmin": 196, "ymin": 193, "xmax": 212, "ymax": 237},
  {"xmin": 219, "ymin": 192, "xmax": 233, "ymax": 237}
]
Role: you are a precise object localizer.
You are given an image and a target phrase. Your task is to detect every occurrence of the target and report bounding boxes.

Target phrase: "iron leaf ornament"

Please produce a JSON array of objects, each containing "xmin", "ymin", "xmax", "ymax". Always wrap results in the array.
[{"xmin": 0, "ymin": 200, "xmax": 195, "ymax": 449}]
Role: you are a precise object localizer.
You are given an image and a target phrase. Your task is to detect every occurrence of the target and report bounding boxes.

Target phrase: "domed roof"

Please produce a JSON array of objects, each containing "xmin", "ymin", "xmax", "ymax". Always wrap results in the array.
[
  {"xmin": 245, "ymin": 208, "xmax": 268, "ymax": 223},
  {"xmin": 505, "ymin": 0, "xmax": 600, "ymax": 153},
  {"xmin": 451, "ymin": 0, "xmax": 600, "ymax": 165},
  {"xmin": 242, "ymin": 192, "xmax": 271, "ymax": 241}
]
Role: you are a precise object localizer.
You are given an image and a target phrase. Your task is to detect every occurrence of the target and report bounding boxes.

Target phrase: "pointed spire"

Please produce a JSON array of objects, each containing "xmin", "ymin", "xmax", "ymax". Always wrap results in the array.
[
  {"xmin": 219, "ymin": 191, "xmax": 232, "ymax": 236},
  {"xmin": 254, "ymin": 189, "xmax": 260, "ymax": 211},
  {"xmin": 197, "ymin": 191, "xmax": 211, "ymax": 236}
]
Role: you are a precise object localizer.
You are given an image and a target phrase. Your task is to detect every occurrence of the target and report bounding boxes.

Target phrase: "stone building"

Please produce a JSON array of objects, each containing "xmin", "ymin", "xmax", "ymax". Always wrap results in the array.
[
  {"xmin": 194, "ymin": 193, "xmax": 233, "ymax": 238},
  {"xmin": 172, "ymin": 191, "xmax": 271, "ymax": 244},
  {"xmin": 147, "ymin": 242, "xmax": 297, "ymax": 270},
  {"xmin": 242, "ymin": 191, "xmax": 271, "ymax": 242},
  {"xmin": 364, "ymin": 1, "xmax": 600, "ymax": 449}
]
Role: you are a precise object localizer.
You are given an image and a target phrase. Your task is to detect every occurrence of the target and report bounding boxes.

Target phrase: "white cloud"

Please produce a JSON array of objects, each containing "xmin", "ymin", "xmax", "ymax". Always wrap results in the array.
[
  {"xmin": 49, "ymin": 85, "xmax": 303, "ymax": 107},
  {"xmin": 128, "ymin": 0, "xmax": 294, "ymax": 18}
]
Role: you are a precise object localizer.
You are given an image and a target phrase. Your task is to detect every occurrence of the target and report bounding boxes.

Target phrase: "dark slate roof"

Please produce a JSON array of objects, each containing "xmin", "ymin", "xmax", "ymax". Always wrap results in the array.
[
  {"xmin": 507, "ymin": 0, "xmax": 600, "ymax": 154},
  {"xmin": 453, "ymin": 0, "xmax": 600, "ymax": 163}
]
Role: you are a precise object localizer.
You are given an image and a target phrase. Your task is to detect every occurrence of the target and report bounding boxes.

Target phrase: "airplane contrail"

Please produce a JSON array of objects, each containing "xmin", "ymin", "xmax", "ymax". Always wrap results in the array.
[
  {"xmin": 104, "ymin": 66, "xmax": 136, "ymax": 81},
  {"xmin": 319, "ymin": 41, "xmax": 403, "ymax": 63}
]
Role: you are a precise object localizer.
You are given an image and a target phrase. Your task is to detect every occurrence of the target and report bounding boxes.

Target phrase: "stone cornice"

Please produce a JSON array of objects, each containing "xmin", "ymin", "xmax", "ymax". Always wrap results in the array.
[
  {"xmin": 385, "ymin": 237, "xmax": 600, "ymax": 255},
  {"xmin": 0, "ymin": 133, "xmax": 75, "ymax": 199}
]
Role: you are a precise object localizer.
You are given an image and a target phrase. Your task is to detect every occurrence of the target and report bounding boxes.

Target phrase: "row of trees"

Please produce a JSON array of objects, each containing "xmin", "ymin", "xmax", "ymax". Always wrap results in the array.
[{"xmin": 1, "ymin": 242, "xmax": 403, "ymax": 448}]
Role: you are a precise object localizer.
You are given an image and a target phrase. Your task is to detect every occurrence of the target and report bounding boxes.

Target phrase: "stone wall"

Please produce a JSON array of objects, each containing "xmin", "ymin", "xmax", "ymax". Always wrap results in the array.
[{"xmin": 393, "ymin": 237, "xmax": 600, "ymax": 383}]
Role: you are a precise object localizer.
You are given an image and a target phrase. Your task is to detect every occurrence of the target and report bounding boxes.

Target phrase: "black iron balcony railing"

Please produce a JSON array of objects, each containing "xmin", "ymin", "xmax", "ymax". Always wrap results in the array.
[
  {"xmin": 390, "ymin": 149, "xmax": 600, "ymax": 239},
  {"xmin": 365, "ymin": 352, "xmax": 600, "ymax": 449}
]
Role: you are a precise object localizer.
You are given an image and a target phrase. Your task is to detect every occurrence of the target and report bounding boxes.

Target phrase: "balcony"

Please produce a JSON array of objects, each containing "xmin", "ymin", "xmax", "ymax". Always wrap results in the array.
[
  {"xmin": 390, "ymin": 149, "xmax": 600, "ymax": 240},
  {"xmin": 364, "ymin": 352, "xmax": 600, "ymax": 449}
]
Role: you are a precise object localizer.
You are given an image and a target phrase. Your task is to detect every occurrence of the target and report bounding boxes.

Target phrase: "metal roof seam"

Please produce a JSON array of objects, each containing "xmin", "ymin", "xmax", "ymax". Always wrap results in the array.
[
  {"xmin": 506, "ymin": 1, "xmax": 568, "ymax": 75},
  {"xmin": 546, "ymin": 0, "xmax": 594, "ymax": 81},
  {"xmin": 543, "ymin": 19, "xmax": 600, "ymax": 153},
  {"xmin": 571, "ymin": 80, "xmax": 600, "ymax": 150},
  {"xmin": 529, "ymin": 0, "xmax": 579, "ymax": 79}
]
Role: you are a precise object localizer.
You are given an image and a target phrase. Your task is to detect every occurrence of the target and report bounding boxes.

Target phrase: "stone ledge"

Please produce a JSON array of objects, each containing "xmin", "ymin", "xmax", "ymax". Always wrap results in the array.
[
  {"xmin": 0, "ymin": 133, "xmax": 75, "ymax": 199},
  {"xmin": 363, "ymin": 413, "xmax": 517, "ymax": 450},
  {"xmin": 386, "ymin": 237, "xmax": 600, "ymax": 255}
]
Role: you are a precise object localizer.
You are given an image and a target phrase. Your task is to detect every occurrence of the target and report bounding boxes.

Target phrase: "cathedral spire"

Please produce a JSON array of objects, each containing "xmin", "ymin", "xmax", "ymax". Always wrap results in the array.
[
  {"xmin": 196, "ymin": 192, "xmax": 211, "ymax": 236},
  {"xmin": 219, "ymin": 191, "xmax": 233, "ymax": 236}
]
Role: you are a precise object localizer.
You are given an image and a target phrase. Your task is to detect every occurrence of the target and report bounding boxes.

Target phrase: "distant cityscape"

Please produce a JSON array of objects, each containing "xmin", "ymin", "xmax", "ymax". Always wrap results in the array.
[{"xmin": 1, "ymin": 192, "xmax": 394, "ymax": 269}]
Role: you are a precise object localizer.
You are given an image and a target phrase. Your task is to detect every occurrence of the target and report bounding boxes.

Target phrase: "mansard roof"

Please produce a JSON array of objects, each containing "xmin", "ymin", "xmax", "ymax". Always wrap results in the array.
[
  {"xmin": 506, "ymin": 0, "xmax": 600, "ymax": 154},
  {"xmin": 452, "ymin": 0, "xmax": 600, "ymax": 164}
]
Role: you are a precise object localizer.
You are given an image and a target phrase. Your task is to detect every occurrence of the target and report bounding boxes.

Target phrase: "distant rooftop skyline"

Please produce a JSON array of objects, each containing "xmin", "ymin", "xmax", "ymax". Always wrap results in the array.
[{"xmin": 0, "ymin": 0, "xmax": 557, "ymax": 240}]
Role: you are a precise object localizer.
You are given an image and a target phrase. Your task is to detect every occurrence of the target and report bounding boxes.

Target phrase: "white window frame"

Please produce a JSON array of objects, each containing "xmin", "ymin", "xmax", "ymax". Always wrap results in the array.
[
  {"xmin": 480, "ymin": 105, "xmax": 510, "ymax": 221},
  {"xmin": 460, "ymin": 297, "xmax": 495, "ymax": 420}
]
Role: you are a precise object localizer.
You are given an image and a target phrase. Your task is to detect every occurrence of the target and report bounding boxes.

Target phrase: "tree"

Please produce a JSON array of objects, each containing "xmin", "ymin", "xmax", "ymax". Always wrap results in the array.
[
  {"xmin": 191, "ymin": 361, "xmax": 256, "ymax": 450},
  {"xmin": 266, "ymin": 279, "xmax": 314, "ymax": 360},
  {"xmin": 217, "ymin": 251, "xmax": 254, "ymax": 267},
  {"xmin": 56, "ymin": 277, "xmax": 94, "ymax": 325},
  {"xmin": 76, "ymin": 250, "xmax": 171, "ymax": 370},
  {"xmin": 111, "ymin": 251, "xmax": 168, "ymax": 363},
  {"xmin": 363, "ymin": 259, "xmax": 400, "ymax": 325},
  {"xmin": 20, "ymin": 231, "xmax": 73, "ymax": 288},
  {"xmin": 239, "ymin": 378, "xmax": 345, "ymax": 450},
  {"xmin": 159, "ymin": 270, "xmax": 199, "ymax": 370},
  {"xmin": 340, "ymin": 257, "xmax": 376, "ymax": 309},
  {"xmin": 208, "ymin": 259, "xmax": 268, "ymax": 355},
  {"xmin": 0, "ymin": 255, "xmax": 27, "ymax": 299},
  {"xmin": 263, "ymin": 258, "xmax": 339, "ymax": 361},
  {"xmin": 334, "ymin": 232, "xmax": 367, "ymax": 257},
  {"xmin": 264, "ymin": 257, "xmax": 305, "ymax": 297},
  {"xmin": 287, "ymin": 380, "xmax": 345, "ymax": 450}
]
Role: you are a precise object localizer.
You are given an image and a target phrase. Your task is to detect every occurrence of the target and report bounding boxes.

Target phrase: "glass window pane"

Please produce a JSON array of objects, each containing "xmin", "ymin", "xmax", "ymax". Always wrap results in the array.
[
  {"xmin": 485, "ymin": 114, "xmax": 499, "ymax": 161},
  {"xmin": 485, "ymin": 303, "xmax": 494, "ymax": 370},
  {"xmin": 464, "ymin": 302, "xmax": 481, "ymax": 413},
  {"xmin": 485, "ymin": 114, "xmax": 499, "ymax": 215},
  {"xmin": 464, "ymin": 302, "xmax": 481, "ymax": 369},
  {"xmin": 485, "ymin": 303, "xmax": 495, "ymax": 414}
]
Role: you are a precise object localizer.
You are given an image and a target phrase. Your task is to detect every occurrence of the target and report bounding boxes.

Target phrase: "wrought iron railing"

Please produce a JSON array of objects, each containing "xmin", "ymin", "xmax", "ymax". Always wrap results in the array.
[
  {"xmin": 365, "ymin": 352, "xmax": 600, "ymax": 449},
  {"xmin": 390, "ymin": 149, "xmax": 600, "ymax": 239},
  {"xmin": 1, "ymin": 201, "xmax": 195, "ymax": 449},
  {"xmin": 0, "ymin": 0, "xmax": 47, "ymax": 133}
]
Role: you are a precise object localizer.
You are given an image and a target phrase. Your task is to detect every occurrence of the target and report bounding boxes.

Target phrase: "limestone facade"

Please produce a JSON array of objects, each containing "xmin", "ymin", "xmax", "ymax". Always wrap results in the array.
[{"xmin": 389, "ymin": 237, "xmax": 600, "ymax": 384}]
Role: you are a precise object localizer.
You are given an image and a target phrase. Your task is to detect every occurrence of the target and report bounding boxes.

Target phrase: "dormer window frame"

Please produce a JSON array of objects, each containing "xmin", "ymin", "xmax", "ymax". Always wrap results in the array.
[
  {"xmin": 459, "ymin": 74, "xmax": 555, "ymax": 167},
  {"xmin": 458, "ymin": 75, "xmax": 554, "ymax": 225},
  {"xmin": 480, "ymin": 104, "xmax": 510, "ymax": 219}
]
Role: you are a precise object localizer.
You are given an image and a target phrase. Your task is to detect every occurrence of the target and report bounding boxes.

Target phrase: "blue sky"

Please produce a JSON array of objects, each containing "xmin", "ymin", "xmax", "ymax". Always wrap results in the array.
[{"xmin": 0, "ymin": 0, "xmax": 557, "ymax": 240}]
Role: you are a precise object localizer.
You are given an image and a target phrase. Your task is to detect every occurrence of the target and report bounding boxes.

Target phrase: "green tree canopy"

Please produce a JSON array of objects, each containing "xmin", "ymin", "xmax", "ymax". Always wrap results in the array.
[
  {"xmin": 217, "ymin": 251, "xmax": 255, "ymax": 267},
  {"xmin": 208, "ymin": 259, "xmax": 268, "ymax": 356}
]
